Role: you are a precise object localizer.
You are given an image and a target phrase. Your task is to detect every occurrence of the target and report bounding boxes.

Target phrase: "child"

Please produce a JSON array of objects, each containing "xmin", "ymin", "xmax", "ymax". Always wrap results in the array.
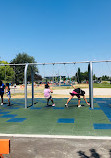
[
  {"xmin": 65, "ymin": 84, "xmax": 90, "ymax": 108},
  {"xmin": 0, "ymin": 80, "xmax": 5, "ymax": 105},
  {"xmin": 7, "ymin": 88, "xmax": 11, "ymax": 106},
  {"xmin": 44, "ymin": 84, "xmax": 55, "ymax": 106}
]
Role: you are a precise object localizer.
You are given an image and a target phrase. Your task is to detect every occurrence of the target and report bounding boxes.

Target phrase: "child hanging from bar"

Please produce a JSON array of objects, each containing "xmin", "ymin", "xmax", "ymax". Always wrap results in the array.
[
  {"xmin": 65, "ymin": 84, "xmax": 90, "ymax": 108},
  {"xmin": 44, "ymin": 83, "xmax": 55, "ymax": 106}
]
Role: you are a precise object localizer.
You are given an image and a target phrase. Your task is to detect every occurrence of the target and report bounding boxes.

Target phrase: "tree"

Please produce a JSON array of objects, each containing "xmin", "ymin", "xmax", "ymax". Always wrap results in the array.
[
  {"xmin": 93, "ymin": 74, "xmax": 97, "ymax": 80},
  {"xmin": 81, "ymin": 71, "xmax": 89, "ymax": 81},
  {"xmin": 71, "ymin": 76, "xmax": 76, "ymax": 81},
  {"xmin": 76, "ymin": 68, "xmax": 81, "ymax": 83},
  {"xmin": 101, "ymin": 75, "xmax": 110, "ymax": 81},
  {"xmin": 0, "ymin": 61, "xmax": 14, "ymax": 82},
  {"xmin": 10, "ymin": 53, "xmax": 40, "ymax": 84}
]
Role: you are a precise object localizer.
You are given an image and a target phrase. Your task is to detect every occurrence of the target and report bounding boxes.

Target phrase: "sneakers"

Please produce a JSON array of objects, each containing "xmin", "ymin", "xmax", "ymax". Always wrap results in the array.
[
  {"xmin": 1, "ymin": 103, "xmax": 3, "ymax": 105},
  {"xmin": 52, "ymin": 104, "xmax": 55, "ymax": 106},
  {"xmin": 65, "ymin": 104, "xmax": 68, "ymax": 108},
  {"xmin": 78, "ymin": 105, "xmax": 81, "ymax": 107},
  {"xmin": 8, "ymin": 103, "xmax": 10, "ymax": 106}
]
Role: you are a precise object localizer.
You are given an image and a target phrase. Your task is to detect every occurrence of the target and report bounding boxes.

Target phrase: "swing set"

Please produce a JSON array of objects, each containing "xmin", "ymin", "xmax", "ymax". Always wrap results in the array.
[{"xmin": 0, "ymin": 60, "xmax": 111, "ymax": 109}]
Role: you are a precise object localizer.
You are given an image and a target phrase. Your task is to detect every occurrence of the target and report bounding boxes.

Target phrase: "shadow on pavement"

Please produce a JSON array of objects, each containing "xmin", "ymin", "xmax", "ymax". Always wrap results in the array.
[{"xmin": 78, "ymin": 148, "xmax": 101, "ymax": 158}]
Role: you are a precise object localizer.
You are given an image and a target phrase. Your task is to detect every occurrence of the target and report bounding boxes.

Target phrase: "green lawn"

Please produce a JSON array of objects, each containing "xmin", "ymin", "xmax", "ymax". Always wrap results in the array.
[{"xmin": 93, "ymin": 83, "xmax": 111, "ymax": 88}]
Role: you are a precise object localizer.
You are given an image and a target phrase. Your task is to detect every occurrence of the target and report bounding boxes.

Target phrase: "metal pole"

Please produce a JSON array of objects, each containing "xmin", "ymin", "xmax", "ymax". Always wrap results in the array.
[
  {"xmin": 31, "ymin": 67, "xmax": 34, "ymax": 106},
  {"xmin": 88, "ymin": 63, "xmax": 91, "ymax": 105},
  {"xmin": 53, "ymin": 64, "xmax": 54, "ymax": 83},
  {"xmin": 89, "ymin": 62, "xmax": 93, "ymax": 109},
  {"xmin": 24, "ymin": 64, "xmax": 29, "ymax": 109},
  {"xmin": 59, "ymin": 76, "xmax": 61, "ymax": 86},
  {"xmin": 14, "ymin": 66, "xmax": 15, "ymax": 83}
]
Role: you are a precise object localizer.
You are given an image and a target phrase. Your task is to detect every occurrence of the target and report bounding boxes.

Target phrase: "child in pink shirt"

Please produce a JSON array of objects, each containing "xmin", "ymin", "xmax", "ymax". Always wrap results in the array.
[{"xmin": 44, "ymin": 84, "xmax": 55, "ymax": 106}]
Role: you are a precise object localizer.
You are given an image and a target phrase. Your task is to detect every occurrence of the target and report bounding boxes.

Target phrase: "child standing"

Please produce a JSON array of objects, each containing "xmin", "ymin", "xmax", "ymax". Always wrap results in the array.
[
  {"xmin": 7, "ymin": 88, "xmax": 11, "ymax": 106},
  {"xmin": 0, "ymin": 80, "xmax": 5, "ymax": 105},
  {"xmin": 44, "ymin": 84, "xmax": 55, "ymax": 106}
]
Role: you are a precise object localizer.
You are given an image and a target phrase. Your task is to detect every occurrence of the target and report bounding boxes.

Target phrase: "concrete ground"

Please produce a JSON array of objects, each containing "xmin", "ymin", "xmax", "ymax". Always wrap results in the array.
[
  {"xmin": 9, "ymin": 87, "xmax": 111, "ymax": 96},
  {"xmin": 1, "ymin": 135, "xmax": 111, "ymax": 158},
  {"xmin": 5, "ymin": 87, "xmax": 111, "ymax": 98},
  {"xmin": 53, "ymin": 88, "xmax": 111, "ymax": 98}
]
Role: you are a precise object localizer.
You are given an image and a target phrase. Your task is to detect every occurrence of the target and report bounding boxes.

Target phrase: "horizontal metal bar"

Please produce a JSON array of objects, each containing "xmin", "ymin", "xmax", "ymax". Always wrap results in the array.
[
  {"xmin": 0, "ymin": 61, "xmax": 89, "ymax": 66},
  {"xmin": 0, "ymin": 60, "xmax": 111, "ymax": 66},
  {"xmin": 29, "ymin": 61, "xmax": 90, "ymax": 65},
  {"xmin": 92, "ymin": 60, "xmax": 111, "ymax": 63},
  {"xmin": 0, "ymin": 63, "xmax": 26, "ymax": 66}
]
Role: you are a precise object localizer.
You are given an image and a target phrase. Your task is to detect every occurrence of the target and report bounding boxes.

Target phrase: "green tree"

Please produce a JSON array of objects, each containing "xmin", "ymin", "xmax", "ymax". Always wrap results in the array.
[
  {"xmin": 76, "ymin": 68, "xmax": 81, "ymax": 83},
  {"xmin": 71, "ymin": 76, "xmax": 76, "ymax": 81},
  {"xmin": 101, "ymin": 75, "xmax": 110, "ymax": 81},
  {"xmin": 0, "ymin": 61, "xmax": 14, "ymax": 82},
  {"xmin": 80, "ymin": 71, "xmax": 89, "ymax": 81},
  {"xmin": 10, "ymin": 53, "xmax": 39, "ymax": 84},
  {"xmin": 93, "ymin": 74, "xmax": 97, "ymax": 80}
]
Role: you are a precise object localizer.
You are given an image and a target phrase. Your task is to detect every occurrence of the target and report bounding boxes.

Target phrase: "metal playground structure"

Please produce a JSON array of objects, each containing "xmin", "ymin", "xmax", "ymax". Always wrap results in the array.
[{"xmin": 0, "ymin": 60, "xmax": 111, "ymax": 109}]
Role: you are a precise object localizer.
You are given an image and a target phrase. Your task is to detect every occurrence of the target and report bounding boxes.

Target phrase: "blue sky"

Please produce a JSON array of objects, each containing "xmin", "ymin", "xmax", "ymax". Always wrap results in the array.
[{"xmin": 0, "ymin": 0, "xmax": 111, "ymax": 76}]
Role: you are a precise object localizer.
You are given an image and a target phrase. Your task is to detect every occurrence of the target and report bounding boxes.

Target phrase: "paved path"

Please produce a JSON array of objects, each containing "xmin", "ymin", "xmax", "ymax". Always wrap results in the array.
[
  {"xmin": 53, "ymin": 88, "xmax": 111, "ymax": 96},
  {"xmin": 1, "ymin": 136, "xmax": 111, "ymax": 158}
]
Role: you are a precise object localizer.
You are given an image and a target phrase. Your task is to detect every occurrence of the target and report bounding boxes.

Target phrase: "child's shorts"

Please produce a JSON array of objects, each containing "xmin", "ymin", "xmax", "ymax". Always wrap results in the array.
[
  {"xmin": 8, "ymin": 95, "xmax": 11, "ymax": 99},
  {"xmin": 70, "ymin": 91, "xmax": 80, "ymax": 99},
  {"xmin": 47, "ymin": 96, "xmax": 52, "ymax": 100}
]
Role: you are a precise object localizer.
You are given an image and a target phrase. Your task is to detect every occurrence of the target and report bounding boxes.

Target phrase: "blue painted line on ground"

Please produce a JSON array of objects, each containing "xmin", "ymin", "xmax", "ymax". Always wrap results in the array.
[
  {"xmin": 7, "ymin": 118, "xmax": 26, "ymax": 122},
  {"xmin": 57, "ymin": 118, "xmax": 75, "ymax": 123},
  {"xmin": 53, "ymin": 107, "xmax": 65, "ymax": 109},
  {"xmin": 95, "ymin": 98, "xmax": 105, "ymax": 101},
  {"xmin": 53, "ymin": 98, "xmax": 63, "ymax": 100},
  {"xmin": 2, "ymin": 105, "xmax": 8, "ymax": 108},
  {"xmin": 68, "ymin": 102, "xmax": 77, "ymax": 105},
  {"xmin": 96, "ymin": 101, "xmax": 107, "ymax": 103},
  {"xmin": 44, "ymin": 105, "xmax": 53, "ymax": 107},
  {"xmin": 89, "ymin": 107, "xmax": 101, "ymax": 110},
  {"xmin": 0, "ymin": 112, "xmax": 10, "ymax": 114},
  {"xmin": 96, "ymin": 98, "xmax": 111, "ymax": 122},
  {"xmin": 40, "ymin": 101, "xmax": 47, "ymax": 103},
  {"xmin": 6, "ymin": 107, "xmax": 20, "ymax": 109},
  {"xmin": 108, "ymin": 118, "xmax": 111, "ymax": 121},
  {"xmin": 80, "ymin": 101, "xmax": 86, "ymax": 103},
  {"xmin": 0, "ymin": 114, "xmax": 17, "ymax": 118},
  {"xmin": 30, "ymin": 107, "xmax": 42, "ymax": 109},
  {"xmin": 94, "ymin": 123, "xmax": 111, "ymax": 129}
]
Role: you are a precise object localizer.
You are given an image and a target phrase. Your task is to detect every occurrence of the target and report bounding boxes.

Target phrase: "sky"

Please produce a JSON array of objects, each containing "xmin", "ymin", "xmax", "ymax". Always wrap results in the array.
[{"xmin": 0, "ymin": 0, "xmax": 111, "ymax": 77}]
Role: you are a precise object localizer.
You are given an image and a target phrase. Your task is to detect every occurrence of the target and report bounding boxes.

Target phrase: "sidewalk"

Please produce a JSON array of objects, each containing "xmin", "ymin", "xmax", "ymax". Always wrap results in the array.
[{"xmin": 53, "ymin": 88, "xmax": 111, "ymax": 98}]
